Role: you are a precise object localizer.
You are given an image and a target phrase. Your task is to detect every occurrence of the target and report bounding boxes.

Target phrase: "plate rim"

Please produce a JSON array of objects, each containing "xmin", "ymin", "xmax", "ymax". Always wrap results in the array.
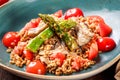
[{"xmin": 0, "ymin": 54, "xmax": 120, "ymax": 80}]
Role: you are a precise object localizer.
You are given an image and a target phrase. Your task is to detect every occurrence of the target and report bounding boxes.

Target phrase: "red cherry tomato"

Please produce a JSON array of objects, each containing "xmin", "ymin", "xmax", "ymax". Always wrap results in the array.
[
  {"xmin": 54, "ymin": 10, "xmax": 63, "ymax": 18},
  {"xmin": 0, "ymin": 0, "xmax": 9, "ymax": 6},
  {"xmin": 23, "ymin": 49, "xmax": 34, "ymax": 60},
  {"xmin": 26, "ymin": 60, "xmax": 46, "ymax": 75},
  {"xmin": 50, "ymin": 52, "xmax": 66, "ymax": 66},
  {"xmin": 98, "ymin": 22, "xmax": 112, "ymax": 37},
  {"xmin": 64, "ymin": 8, "xmax": 84, "ymax": 19},
  {"xmin": 2, "ymin": 32, "xmax": 20, "ymax": 48},
  {"xmin": 97, "ymin": 37, "xmax": 116, "ymax": 52},
  {"xmin": 88, "ymin": 41, "xmax": 98, "ymax": 60}
]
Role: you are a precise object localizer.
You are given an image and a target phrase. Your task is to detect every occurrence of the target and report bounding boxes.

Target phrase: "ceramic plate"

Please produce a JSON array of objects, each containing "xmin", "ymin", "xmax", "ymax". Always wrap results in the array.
[{"xmin": 0, "ymin": 0, "xmax": 120, "ymax": 80}]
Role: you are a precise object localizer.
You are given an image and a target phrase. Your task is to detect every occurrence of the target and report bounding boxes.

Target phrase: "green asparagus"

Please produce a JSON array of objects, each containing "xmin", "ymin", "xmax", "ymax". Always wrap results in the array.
[
  {"xmin": 26, "ymin": 27, "xmax": 53, "ymax": 53},
  {"xmin": 39, "ymin": 14, "xmax": 79, "ymax": 51}
]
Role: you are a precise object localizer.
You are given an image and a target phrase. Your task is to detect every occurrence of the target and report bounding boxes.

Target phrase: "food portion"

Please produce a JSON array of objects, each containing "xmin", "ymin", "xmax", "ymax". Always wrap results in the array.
[{"xmin": 2, "ymin": 8, "xmax": 116, "ymax": 75}]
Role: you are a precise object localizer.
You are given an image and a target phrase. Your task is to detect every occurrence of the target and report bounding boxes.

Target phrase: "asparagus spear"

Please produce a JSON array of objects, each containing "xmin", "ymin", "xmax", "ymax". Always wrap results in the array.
[
  {"xmin": 26, "ymin": 27, "xmax": 53, "ymax": 53},
  {"xmin": 39, "ymin": 14, "xmax": 79, "ymax": 51}
]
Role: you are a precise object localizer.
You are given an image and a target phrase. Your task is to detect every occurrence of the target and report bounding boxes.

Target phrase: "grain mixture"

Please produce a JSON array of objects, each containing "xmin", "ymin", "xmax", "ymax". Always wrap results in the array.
[{"xmin": 3, "ymin": 8, "xmax": 110, "ymax": 75}]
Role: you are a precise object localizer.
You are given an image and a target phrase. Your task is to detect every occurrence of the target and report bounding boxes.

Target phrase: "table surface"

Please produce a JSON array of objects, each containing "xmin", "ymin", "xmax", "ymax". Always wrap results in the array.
[{"xmin": 0, "ymin": 62, "xmax": 118, "ymax": 80}]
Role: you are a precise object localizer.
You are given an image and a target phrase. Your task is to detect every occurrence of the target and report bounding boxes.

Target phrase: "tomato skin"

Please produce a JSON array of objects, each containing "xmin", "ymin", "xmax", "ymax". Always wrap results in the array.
[
  {"xmin": 0, "ymin": 0, "xmax": 9, "ymax": 6},
  {"xmin": 64, "ymin": 8, "xmax": 84, "ymax": 19},
  {"xmin": 26, "ymin": 60, "xmax": 46, "ymax": 75},
  {"xmin": 54, "ymin": 10, "xmax": 63, "ymax": 18},
  {"xmin": 88, "ymin": 41, "xmax": 98, "ymax": 60},
  {"xmin": 97, "ymin": 37, "xmax": 116, "ymax": 52},
  {"xmin": 23, "ymin": 49, "xmax": 34, "ymax": 60},
  {"xmin": 98, "ymin": 22, "xmax": 112, "ymax": 37},
  {"xmin": 2, "ymin": 32, "xmax": 20, "ymax": 48},
  {"xmin": 50, "ymin": 52, "xmax": 66, "ymax": 66}
]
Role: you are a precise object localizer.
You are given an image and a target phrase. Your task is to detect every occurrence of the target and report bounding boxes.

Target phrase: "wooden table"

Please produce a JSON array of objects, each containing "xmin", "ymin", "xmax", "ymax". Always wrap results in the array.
[{"xmin": 0, "ymin": 62, "xmax": 118, "ymax": 80}]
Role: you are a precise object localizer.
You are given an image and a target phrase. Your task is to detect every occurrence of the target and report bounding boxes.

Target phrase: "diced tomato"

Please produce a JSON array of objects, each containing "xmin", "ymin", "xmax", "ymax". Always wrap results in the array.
[
  {"xmin": 22, "ymin": 18, "xmax": 41, "ymax": 31},
  {"xmin": 23, "ymin": 49, "xmax": 34, "ymax": 60},
  {"xmin": 71, "ymin": 57, "xmax": 81, "ymax": 70},
  {"xmin": 54, "ymin": 10, "xmax": 63, "ymax": 18},
  {"xmin": 98, "ymin": 22, "xmax": 112, "ymax": 37},
  {"xmin": 12, "ymin": 42, "xmax": 27, "ymax": 55},
  {"xmin": 97, "ymin": 37, "xmax": 116, "ymax": 52},
  {"xmin": 30, "ymin": 18, "xmax": 41, "ymax": 28},
  {"xmin": 72, "ymin": 57, "xmax": 87, "ymax": 70},
  {"xmin": 88, "ymin": 41, "xmax": 98, "ymax": 60},
  {"xmin": 2, "ymin": 32, "xmax": 20, "ymax": 48},
  {"xmin": 50, "ymin": 52, "xmax": 66, "ymax": 66},
  {"xmin": 26, "ymin": 60, "xmax": 46, "ymax": 75},
  {"xmin": 64, "ymin": 8, "xmax": 84, "ymax": 19}
]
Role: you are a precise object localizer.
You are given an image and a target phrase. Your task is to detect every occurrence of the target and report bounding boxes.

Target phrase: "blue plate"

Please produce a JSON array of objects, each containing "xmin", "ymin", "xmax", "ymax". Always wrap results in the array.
[{"xmin": 0, "ymin": 0, "xmax": 120, "ymax": 79}]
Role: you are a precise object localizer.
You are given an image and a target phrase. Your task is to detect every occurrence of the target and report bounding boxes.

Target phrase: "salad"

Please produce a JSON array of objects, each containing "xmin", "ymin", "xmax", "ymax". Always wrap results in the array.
[{"xmin": 2, "ymin": 8, "xmax": 116, "ymax": 75}]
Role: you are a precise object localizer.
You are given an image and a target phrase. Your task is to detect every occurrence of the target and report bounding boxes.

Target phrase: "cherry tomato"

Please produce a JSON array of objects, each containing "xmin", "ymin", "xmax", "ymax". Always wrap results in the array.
[
  {"xmin": 88, "ymin": 41, "xmax": 98, "ymax": 60},
  {"xmin": 2, "ymin": 32, "xmax": 20, "ymax": 48},
  {"xmin": 0, "ymin": 0, "xmax": 9, "ymax": 6},
  {"xmin": 50, "ymin": 52, "xmax": 66, "ymax": 66},
  {"xmin": 23, "ymin": 49, "xmax": 34, "ymax": 60},
  {"xmin": 64, "ymin": 8, "xmax": 84, "ymax": 19},
  {"xmin": 26, "ymin": 60, "xmax": 46, "ymax": 75},
  {"xmin": 98, "ymin": 22, "xmax": 112, "ymax": 37},
  {"xmin": 97, "ymin": 37, "xmax": 116, "ymax": 52},
  {"xmin": 54, "ymin": 10, "xmax": 63, "ymax": 18},
  {"xmin": 22, "ymin": 18, "xmax": 41, "ymax": 31}
]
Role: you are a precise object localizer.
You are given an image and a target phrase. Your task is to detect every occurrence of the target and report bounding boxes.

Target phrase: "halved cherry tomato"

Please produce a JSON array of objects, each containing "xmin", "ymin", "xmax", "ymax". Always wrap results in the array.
[
  {"xmin": 2, "ymin": 32, "xmax": 20, "ymax": 48},
  {"xmin": 23, "ymin": 49, "xmax": 34, "ymax": 60},
  {"xmin": 88, "ymin": 41, "xmax": 98, "ymax": 60},
  {"xmin": 22, "ymin": 18, "xmax": 41, "ymax": 31},
  {"xmin": 98, "ymin": 22, "xmax": 112, "ymax": 37},
  {"xmin": 26, "ymin": 60, "xmax": 46, "ymax": 75},
  {"xmin": 54, "ymin": 10, "xmax": 63, "ymax": 18},
  {"xmin": 50, "ymin": 52, "xmax": 66, "ymax": 66},
  {"xmin": 64, "ymin": 8, "xmax": 84, "ymax": 19},
  {"xmin": 0, "ymin": 0, "xmax": 9, "ymax": 6},
  {"xmin": 97, "ymin": 37, "xmax": 116, "ymax": 52}
]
